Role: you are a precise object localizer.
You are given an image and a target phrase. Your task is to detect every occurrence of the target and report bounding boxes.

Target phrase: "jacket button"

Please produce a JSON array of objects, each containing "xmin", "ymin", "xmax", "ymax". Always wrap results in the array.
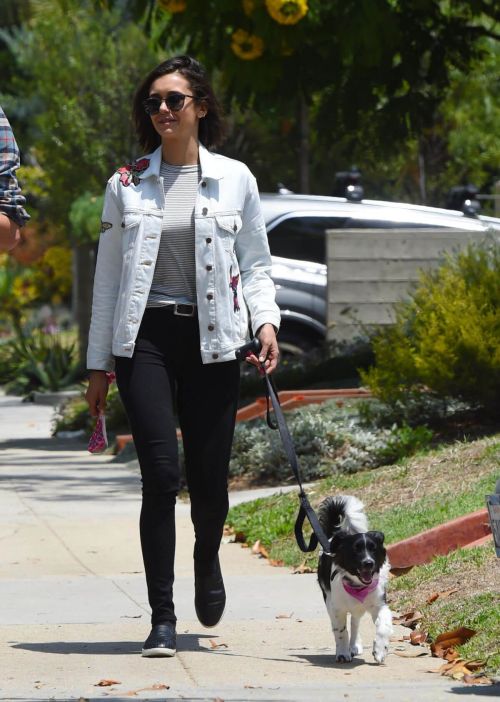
[
  {"xmin": 208, "ymin": 324, "xmax": 214, "ymax": 331},
  {"xmin": 212, "ymin": 353, "xmax": 219, "ymax": 359},
  {"xmin": 233, "ymin": 224, "xmax": 237, "ymax": 232},
  {"xmin": 206, "ymin": 264, "xmax": 212, "ymax": 271},
  {"xmin": 202, "ymin": 207, "xmax": 208, "ymax": 215},
  {"xmin": 201, "ymin": 181, "xmax": 207, "ymax": 188},
  {"xmin": 207, "ymin": 293, "xmax": 213, "ymax": 300},
  {"xmin": 206, "ymin": 237, "xmax": 212, "ymax": 244},
  {"xmin": 121, "ymin": 222, "xmax": 125, "ymax": 228}
]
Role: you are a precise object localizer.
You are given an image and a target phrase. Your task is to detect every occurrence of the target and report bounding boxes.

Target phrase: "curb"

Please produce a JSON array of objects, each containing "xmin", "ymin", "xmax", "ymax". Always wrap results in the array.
[{"xmin": 387, "ymin": 508, "xmax": 492, "ymax": 569}]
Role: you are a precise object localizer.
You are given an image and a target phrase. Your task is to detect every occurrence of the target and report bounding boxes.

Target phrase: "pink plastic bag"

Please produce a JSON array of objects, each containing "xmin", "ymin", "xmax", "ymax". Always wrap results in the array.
[
  {"xmin": 88, "ymin": 413, "xmax": 108, "ymax": 454},
  {"xmin": 87, "ymin": 372, "xmax": 114, "ymax": 454}
]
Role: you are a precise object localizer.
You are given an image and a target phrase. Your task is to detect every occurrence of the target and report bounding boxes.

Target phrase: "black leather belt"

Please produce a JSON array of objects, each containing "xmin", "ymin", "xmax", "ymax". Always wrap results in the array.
[{"xmin": 172, "ymin": 303, "xmax": 196, "ymax": 317}]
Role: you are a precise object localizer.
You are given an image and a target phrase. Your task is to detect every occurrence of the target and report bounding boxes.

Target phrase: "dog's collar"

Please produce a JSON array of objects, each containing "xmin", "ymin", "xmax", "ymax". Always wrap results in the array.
[{"xmin": 342, "ymin": 576, "xmax": 379, "ymax": 602}]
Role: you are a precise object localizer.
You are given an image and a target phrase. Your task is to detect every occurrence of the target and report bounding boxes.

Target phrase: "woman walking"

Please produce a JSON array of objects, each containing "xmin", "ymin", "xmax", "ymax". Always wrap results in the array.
[{"xmin": 85, "ymin": 56, "xmax": 280, "ymax": 657}]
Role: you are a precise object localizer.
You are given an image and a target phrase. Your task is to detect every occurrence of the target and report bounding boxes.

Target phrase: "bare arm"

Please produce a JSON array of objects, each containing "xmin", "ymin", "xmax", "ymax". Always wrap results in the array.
[{"xmin": 0, "ymin": 214, "xmax": 20, "ymax": 251}]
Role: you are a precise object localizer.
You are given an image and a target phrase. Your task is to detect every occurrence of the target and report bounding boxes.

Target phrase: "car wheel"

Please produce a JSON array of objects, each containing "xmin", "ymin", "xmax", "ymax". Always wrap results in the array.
[{"xmin": 278, "ymin": 329, "xmax": 322, "ymax": 359}]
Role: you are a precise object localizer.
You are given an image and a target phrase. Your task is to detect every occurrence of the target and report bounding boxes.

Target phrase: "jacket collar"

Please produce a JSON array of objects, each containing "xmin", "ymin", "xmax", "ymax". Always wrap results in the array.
[{"xmin": 137, "ymin": 143, "xmax": 224, "ymax": 181}]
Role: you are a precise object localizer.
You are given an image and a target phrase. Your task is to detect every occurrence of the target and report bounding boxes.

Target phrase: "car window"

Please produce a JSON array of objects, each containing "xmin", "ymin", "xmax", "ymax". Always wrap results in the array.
[
  {"xmin": 267, "ymin": 216, "xmax": 348, "ymax": 264},
  {"xmin": 347, "ymin": 218, "xmax": 442, "ymax": 229}
]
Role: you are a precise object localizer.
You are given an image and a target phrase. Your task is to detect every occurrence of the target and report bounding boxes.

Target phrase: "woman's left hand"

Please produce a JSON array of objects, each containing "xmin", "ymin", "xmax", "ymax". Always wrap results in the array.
[{"xmin": 247, "ymin": 323, "xmax": 279, "ymax": 374}]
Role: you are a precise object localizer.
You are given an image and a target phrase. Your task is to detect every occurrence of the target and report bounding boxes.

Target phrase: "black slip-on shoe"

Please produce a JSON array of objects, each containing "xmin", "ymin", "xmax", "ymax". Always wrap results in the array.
[
  {"xmin": 141, "ymin": 623, "xmax": 176, "ymax": 657},
  {"xmin": 194, "ymin": 555, "xmax": 226, "ymax": 628}
]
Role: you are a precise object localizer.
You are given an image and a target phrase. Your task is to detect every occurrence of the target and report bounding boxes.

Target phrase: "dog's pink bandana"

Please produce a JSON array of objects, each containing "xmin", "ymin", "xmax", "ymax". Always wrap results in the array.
[{"xmin": 342, "ymin": 576, "xmax": 379, "ymax": 602}]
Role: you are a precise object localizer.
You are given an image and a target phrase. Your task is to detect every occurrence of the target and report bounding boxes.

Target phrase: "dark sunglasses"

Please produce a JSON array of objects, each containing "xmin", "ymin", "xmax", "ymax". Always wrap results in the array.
[{"xmin": 143, "ymin": 92, "xmax": 199, "ymax": 115}]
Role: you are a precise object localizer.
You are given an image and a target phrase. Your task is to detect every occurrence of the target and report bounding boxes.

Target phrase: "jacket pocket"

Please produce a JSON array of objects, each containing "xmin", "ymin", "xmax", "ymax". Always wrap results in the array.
[
  {"xmin": 215, "ymin": 213, "xmax": 242, "ymax": 251},
  {"xmin": 121, "ymin": 212, "xmax": 142, "ymax": 252}
]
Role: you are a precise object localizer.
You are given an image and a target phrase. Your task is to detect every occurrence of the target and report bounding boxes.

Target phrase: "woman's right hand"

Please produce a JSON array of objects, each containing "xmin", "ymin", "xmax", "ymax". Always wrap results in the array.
[{"xmin": 85, "ymin": 370, "xmax": 109, "ymax": 417}]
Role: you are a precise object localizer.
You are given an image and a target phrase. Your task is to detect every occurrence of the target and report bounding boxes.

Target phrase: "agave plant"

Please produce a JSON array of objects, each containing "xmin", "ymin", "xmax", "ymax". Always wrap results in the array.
[{"xmin": 2, "ymin": 331, "xmax": 83, "ymax": 394}]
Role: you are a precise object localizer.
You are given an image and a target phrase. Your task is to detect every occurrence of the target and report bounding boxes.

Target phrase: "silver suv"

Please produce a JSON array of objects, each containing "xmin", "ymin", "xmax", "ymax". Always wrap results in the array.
[{"xmin": 260, "ymin": 192, "xmax": 500, "ymax": 355}]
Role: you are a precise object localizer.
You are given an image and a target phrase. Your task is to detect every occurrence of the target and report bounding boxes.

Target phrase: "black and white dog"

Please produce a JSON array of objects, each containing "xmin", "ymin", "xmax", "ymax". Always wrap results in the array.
[{"xmin": 317, "ymin": 495, "xmax": 392, "ymax": 664}]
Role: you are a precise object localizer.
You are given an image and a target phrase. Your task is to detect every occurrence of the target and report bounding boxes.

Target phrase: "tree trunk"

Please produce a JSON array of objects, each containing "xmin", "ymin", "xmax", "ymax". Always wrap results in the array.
[
  {"xmin": 72, "ymin": 243, "xmax": 95, "ymax": 368},
  {"xmin": 418, "ymin": 139, "xmax": 427, "ymax": 204},
  {"xmin": 298, "ymin": 92, "xmax": 310, "ymax": 194}
]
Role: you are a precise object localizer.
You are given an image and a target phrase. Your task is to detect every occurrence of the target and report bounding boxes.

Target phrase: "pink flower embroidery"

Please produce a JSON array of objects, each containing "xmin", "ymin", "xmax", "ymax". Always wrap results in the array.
[
  {"xmin": 229, "ymin": 266, "xmax": 240, "ymax": 312},
  {"xmin": 117, "ymin": 157, "xmax": 150, "ymax": 186}
]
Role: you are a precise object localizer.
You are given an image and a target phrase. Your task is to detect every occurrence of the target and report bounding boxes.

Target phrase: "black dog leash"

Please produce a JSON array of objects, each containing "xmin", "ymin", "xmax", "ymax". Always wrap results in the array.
[{"xmin": 236, "ymin": 339, "xmax": 332, "ymax": 555}]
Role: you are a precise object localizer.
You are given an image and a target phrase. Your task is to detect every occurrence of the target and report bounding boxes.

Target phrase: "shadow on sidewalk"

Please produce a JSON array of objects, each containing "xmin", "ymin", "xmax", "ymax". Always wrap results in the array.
[
  {"xmin": 1, "ymin": 437, "xmax": 88, "ymax": 452},
  {"xmin": 11, "ymin": 634, "xmax": 215, "ymax": 656},
  {"xmin": 293, "ymin": 653, "xmax": 366, "ymax": 669}
]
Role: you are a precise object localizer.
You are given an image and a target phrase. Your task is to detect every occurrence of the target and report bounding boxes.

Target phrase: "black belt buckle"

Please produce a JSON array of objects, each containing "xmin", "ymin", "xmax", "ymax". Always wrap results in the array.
[{"xmin": 174, "ymin": 303, "xmax": 195, "ymax": 317}]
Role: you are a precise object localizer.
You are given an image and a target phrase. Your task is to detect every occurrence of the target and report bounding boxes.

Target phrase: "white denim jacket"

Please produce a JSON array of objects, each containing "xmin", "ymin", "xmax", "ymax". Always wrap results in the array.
[{"xmin": 87, "ymin": 144, "xmax": 280, "ymax": 371}]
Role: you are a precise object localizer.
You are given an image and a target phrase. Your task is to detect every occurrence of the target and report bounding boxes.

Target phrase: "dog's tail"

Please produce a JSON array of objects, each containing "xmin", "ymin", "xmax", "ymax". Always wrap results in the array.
[{"xmin": 317, "ymin": 495, "xmax": 368, "ymax": 536}]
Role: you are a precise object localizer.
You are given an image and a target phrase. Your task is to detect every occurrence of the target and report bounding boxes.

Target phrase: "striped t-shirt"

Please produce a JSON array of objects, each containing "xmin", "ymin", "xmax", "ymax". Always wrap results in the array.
[{"xmin": 146, "ymin": 161, "xmax": 200, "ymax": 307}]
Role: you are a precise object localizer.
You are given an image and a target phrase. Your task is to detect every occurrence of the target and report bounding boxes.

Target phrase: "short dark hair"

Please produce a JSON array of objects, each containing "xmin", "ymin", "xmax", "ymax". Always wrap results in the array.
[{"xmin": 132, "ymin": 55, "xmax": 227, "ymax": 153}]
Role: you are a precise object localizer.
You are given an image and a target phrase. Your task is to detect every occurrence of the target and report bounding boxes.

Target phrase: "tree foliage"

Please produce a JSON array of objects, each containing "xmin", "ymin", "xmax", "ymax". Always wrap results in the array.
[
  {"xmin": 440, "ymin": 38, "xmax": 500, "ymax": 194},
  {"xmin": 3, "ymin": 0, "xmax": 159, "ymax": 225},
  {"xmin": 152, "ymin": 0, "xmax": 499, "ymax": 142}
]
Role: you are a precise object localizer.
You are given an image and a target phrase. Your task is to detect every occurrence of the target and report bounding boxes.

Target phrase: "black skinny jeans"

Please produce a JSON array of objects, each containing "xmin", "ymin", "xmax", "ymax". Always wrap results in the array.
[{"xmin": 114, "ymin": 307, "xmax": 240, "ymax": 626}]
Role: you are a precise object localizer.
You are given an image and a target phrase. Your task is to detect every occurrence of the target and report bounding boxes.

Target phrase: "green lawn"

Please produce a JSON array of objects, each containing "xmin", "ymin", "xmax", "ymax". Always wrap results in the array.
[{"xmin": 226, "ymin": 435, "xmax": 500, "ymax": 676}]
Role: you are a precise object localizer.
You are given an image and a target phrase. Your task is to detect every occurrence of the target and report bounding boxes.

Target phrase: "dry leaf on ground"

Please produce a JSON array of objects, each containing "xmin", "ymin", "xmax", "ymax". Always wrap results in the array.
[
  {"xmin": 410, "ymin": 630, "xmax": 428, "ymax": 645},
  {"xmin": 463, "ymin": 674, "xmax": 492, "ymax": 685},
  {"xmin": 426, "ymin": 588, "xmax": 459, "ymax": 604},
  {"xmin": 431, "ymin": 627, "xmax": 476, "ymax": 658},
  {"xmin": 94, "ymin": 679, "xmax": 120, "ymax": 687},
  {"xmin": 275, "ymin": 612, "xmax": 293, "ymax": 619},
  {"xmin": 394, "ymin": 649, "xmax": 429, "ymax": 658},
  {"xmin": 269, "ymin": 559, "xmax": 285, "ymax": 567},
  {"xmin": 209, "ymin": 639, "xmax": 228, "ymax": 649},
  {"xmin": 437, "ymin": 658, "xmax": 487, "ymax": 681},
  {"xmin": 292, "ymin": 561, "xmax": 315, "ymax": 574},
  {"xmin": 393, "ymin": 610, "xmax": 423, "ymax": 628},
  {"xmin": 251, "ymin": 540, "xmax": 269, "ymax": 558}
]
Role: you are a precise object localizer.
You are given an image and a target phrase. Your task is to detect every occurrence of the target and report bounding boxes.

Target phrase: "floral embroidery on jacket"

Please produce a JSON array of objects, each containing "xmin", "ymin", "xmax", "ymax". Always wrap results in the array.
[
  {"xmin": 117, "ymin": 157, "xmax": 150, "ymax": 187},
  {"xmin": 100, "ymin": 221, "xmax": 112, "ymax": 233},
  {"xmin": 229, "ymin": 266, "xmax": 240, "ymax": 312}
]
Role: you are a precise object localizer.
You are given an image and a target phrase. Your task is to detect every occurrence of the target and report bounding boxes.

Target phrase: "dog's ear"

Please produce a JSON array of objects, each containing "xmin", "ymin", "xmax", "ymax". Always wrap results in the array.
[{"xmin": 367, "ymin": 530, "xmax": 385, "ymax": 545}]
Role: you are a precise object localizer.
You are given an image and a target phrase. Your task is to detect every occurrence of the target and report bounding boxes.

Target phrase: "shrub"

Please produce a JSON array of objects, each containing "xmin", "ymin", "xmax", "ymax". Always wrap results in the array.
[
  {"xmin": 229, "ymin": 399, "xmax": 433, "ymax": 483},
  {"xmin": 361, "ymin": 241, "xmax": 500, "ymax": 414},
  {"xmin": 0, "ymin": 331, "xmax": 82, "ymax": 394}
]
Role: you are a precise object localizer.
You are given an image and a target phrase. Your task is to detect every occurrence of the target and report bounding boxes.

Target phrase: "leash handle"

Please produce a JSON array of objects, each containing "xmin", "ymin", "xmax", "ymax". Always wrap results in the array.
[{"xmin": 235, "ymin": 337, "xmax": 262, "ymax": 361}]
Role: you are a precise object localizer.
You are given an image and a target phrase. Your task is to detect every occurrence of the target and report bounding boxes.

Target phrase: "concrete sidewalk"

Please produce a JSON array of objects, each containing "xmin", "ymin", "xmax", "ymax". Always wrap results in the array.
[{"xmin": 0, "ymin": 393, "xmax": 496, "ymax": 701}]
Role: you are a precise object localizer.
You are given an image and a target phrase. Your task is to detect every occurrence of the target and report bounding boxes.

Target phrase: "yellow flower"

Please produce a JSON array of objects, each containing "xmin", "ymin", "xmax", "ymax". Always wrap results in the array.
[
  {"xmin": 242, "ymin": 0, "xmax": 256, "ymax": 16},
  {"xmin": 157, "ymin": 0, "xmax": 186, "ymax": 13},
  {"xmin": 231, "ymin": 29, "xmax": 264, "ymax": 61},
  {"xmin": 266, "ymin": 0, "xmax": 308, "ymax": 25}
]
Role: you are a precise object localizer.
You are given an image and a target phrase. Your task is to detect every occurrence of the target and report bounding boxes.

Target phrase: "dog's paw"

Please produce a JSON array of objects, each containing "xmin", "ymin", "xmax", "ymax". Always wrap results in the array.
[
  {"xmin": 335, "ymin": 652, "xmax": 352, "ymax": 663},
  {"xmin": 372, "ymin": 643, "xmax": 388, "ymax": 664},
  {"xmin": 350, "ymin": 642, "xmax": 363, "ymax": 656}
]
